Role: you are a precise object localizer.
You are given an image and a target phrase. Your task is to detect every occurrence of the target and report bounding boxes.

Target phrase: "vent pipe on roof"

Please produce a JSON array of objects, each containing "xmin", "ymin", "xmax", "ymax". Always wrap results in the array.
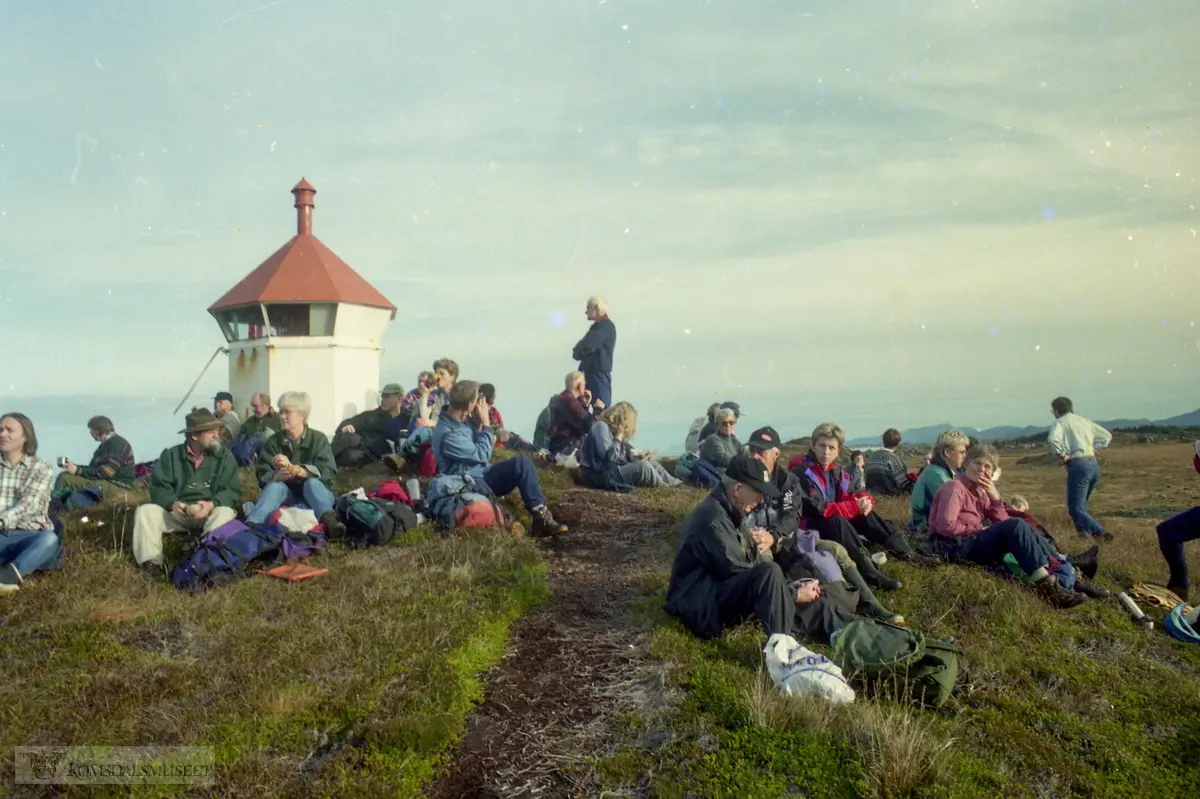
[{"xmin": 292, "ymin": 178, "xmax": 316, "ymax": 236}]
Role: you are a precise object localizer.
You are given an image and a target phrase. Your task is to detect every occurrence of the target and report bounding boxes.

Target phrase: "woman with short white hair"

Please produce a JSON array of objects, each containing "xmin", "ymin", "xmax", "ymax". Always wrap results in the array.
[
  {"xmin": 247, "ymin": 392, "xmax": 345, "ymax": 538},
  {"xmin": 698, "ymin": 408, "xmax": 742, "ymax": 469}
]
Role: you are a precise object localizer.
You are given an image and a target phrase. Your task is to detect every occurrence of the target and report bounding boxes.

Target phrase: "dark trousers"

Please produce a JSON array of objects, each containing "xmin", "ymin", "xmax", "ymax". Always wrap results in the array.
[
  {"xmin": 938, "ymin": 518, "xmax": 1054, "ymax": 574},
  {"xmin": 1157, "ymin": 506, "xmax": 1200, "ymax": 591},
  {"xmin": 716, "ymin": 561, "xmax": 793, "ymax": 637},
  {"xmin": 483, "ymin": 456, "xmax": 546, "ymax": 511},
  {"xmin": 585, "ymin": 371, "xmax": 612, "ymax": 410},
  {"xmin": 809, "ymin": 515, "xmax": 878, "ymax": 574}
]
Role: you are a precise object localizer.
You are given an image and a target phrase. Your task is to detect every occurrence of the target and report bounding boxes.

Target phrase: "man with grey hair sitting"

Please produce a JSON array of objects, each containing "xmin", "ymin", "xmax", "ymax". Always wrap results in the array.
[
  {"xmin": 572, "ymin": 295, "xmax": 616, "ymax": 411},
  {"xmin": 247, "ymin": 391, "xmax": 345, "ymax": 539}
]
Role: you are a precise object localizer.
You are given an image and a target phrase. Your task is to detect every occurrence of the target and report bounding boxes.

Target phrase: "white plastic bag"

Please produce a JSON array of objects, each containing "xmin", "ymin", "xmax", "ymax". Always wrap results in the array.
[{"xmin": 763, "ymin": 634, "xmax": 856, "ymax": 705}]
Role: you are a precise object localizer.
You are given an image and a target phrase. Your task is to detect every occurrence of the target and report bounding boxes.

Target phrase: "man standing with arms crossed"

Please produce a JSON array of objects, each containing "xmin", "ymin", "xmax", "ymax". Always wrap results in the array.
[{"xmin": 572, "ymin": 296, "xmax": 616, "ymax": 411}]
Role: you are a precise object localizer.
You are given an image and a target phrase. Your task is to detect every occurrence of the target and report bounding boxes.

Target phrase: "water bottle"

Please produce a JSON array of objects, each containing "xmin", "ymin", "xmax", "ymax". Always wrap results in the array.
[
  {"xmin": 406, "ymin": 478, "xmax": 422, "ymax": 502},
  {"xmin": 1116, "ymin": 592, "xmax": 1154, "ymax": 630}
]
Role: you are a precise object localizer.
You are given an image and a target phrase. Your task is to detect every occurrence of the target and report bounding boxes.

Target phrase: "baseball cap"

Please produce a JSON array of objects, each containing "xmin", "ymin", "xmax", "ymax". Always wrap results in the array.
[
  {"xmin": 214, "ymin": 391, "xmax": 234, "ymax": 403},
  {"xmin": 746, "ymin": 426, "xmax": 781, "ymax": 450},
  {"xmin": 381, "ymin": 383, "xmax": 405, "ymax": 396},
  {"xmin": 725, "ymin": 454, "xmax": 781, "ymax": 498}
]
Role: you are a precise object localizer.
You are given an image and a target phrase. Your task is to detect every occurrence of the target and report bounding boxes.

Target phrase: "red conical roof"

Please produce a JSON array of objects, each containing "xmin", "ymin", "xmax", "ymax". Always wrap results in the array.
[{"xmin": 209, "ymin": 179, "xmax": 396, "ymax": 312}]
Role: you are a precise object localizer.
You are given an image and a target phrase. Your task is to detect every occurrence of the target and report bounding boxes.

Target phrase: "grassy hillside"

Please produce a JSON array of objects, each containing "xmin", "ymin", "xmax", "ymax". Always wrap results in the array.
[
  {"xmin": 0, "ymin": 463, "xmax": 550, "ymax": 797},
  {"xmin": 2, "ymin": 444, "xmax": 1199, "ymax": 797}
]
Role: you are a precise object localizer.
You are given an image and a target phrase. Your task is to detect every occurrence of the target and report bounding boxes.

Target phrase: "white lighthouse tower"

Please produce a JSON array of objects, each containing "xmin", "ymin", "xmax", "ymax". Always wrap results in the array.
[{"xmin": 207, "ymin": 178, "xmax": 397, "ymax": 436}]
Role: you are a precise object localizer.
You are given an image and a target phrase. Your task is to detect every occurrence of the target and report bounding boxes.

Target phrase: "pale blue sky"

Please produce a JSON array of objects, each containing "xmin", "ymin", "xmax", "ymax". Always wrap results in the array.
[{"xmin": 1, "ymin": 0, "xmax": 1197, "ymax": 456}]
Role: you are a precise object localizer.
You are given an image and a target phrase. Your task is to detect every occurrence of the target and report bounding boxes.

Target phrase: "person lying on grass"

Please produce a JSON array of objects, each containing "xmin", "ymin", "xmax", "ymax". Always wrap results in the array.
[
  {"xmin": 1005, "ymin": 495, "xmax": 1110, "ymax": 599},
  {"xmin": 927, "ymin": 444, "xmax": 1086, "ymax": 609},
  {"xmin": 247, "ymin": 391, "xmax": 346, "ymax": 540},
  {"xmin": 432, "ymin": 380, "xmax": 568, "ymax": 538},
  {"xmin": 579, "ymin": 402, "xmax": 683, "ymax": 491},
  {"xmin": 0, "ymin": 412, "xmax": 62, "ymax": 594},
  {"xmin": 744, "ymin": 426, "xmax": 903, "ymax": 625},
  {"xmin": 789, "ymin": 422, "xmax": 939, "ymax": 583}
]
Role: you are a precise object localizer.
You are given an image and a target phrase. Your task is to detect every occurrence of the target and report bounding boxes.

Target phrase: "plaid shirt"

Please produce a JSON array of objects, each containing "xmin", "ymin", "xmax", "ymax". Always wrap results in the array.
[{"xmin": 0, "ymin": 455, "xmax": 54, "ymax": 532}]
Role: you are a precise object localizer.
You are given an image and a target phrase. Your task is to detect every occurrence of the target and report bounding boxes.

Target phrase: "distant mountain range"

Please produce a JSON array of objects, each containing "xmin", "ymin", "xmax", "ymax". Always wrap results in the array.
[{"xmin": 847, "ymin": 408, "xmax": 1200, "ymax": 447}]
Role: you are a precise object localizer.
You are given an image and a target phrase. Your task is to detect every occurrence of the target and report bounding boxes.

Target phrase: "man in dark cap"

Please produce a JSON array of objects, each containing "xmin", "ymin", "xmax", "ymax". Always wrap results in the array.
[
  {"xmin": 132, "ymin": 408, "xmax": 242, "ymax": 578},
  {"xmin": 213, "ymin": 391, "xmax": 241, "ymax": 441},
  {"xmin": 333, "ymin": 383, "xmax": 406, "ymax": 467},
  {"xmin": 666, "ymin": 453, "xmax": 795, "ymax": 638}
]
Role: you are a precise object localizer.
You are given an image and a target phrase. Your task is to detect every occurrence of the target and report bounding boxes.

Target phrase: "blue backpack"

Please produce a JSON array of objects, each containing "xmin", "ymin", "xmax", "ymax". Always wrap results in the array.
[{"xmin": 171, "ymin": 519, "xmax": 283, "ymax": 591}]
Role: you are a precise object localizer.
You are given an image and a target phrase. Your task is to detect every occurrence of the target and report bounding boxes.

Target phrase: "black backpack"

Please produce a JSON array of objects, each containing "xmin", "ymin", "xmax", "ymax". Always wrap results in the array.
[{"xmin": 334, "ymin": 496, "xmax": 417, "ymax": 548}]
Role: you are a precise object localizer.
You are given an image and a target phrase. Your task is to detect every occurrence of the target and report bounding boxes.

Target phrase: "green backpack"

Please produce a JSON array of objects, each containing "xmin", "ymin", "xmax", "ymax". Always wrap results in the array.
[{"xmin": 829, "ymin": 619, "xmax": 960, "ymax": 708}]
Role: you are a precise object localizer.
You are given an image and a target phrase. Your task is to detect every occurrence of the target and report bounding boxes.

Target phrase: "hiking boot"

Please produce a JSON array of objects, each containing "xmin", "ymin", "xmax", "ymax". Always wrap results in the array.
[
  {"xmin": 1033, "ymin": 575, "xmax": 1087, "ymax": 609},
  {"xmin": 319, "ymin": 511, "xmax": 347, "ymax": 541},
  {"xmin": 1166, "ymin": 583, "xmax": 1191, "ymax": 605},
  {"xmin": 1074, "ymin": 576, "xmax": 1112, "ymax": 599},
  {"xmin": 530, "ymin": 506, "xmax": 567, "ymax": 537},
  {"xmin": 1066, "ymin": 546, "xmax": 1100, "ymax": 580},
  {"xmin": 885, "ymin": 532, "xmax": 940, "ymax": 566},
  {"xmin": 0, "ymin": 563, "xmax": 23, "ymax": 594},
  {"xmin": 139, "ymin": 561, "xmax": 165, "ymax": 581}
]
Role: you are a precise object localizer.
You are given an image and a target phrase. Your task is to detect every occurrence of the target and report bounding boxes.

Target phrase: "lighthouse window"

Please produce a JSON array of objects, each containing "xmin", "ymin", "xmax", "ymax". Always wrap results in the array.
[
  {"xmin": 263, "ymin": 304, "xmax": 310, "ymax": 337},
  {"xmin": 309, "ymin": 303, "xmax": 337, "ymax": 336},
  {"xmin": 214, "ymin": 307, "xmax": 267, "ymax": 342}
]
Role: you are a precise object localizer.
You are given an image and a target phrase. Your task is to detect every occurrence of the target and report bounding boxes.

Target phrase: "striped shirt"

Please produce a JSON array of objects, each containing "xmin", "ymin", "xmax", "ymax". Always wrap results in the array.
[{"xmin": 0, "ymin": 455, "xmax": 54, "ymax": 532}]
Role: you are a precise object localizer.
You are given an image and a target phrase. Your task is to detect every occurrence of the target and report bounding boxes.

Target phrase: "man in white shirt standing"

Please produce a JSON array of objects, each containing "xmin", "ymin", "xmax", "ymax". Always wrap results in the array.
[{"xmin": 1047, "ymin": 396, "xmax": 1113, "ymax": 541}]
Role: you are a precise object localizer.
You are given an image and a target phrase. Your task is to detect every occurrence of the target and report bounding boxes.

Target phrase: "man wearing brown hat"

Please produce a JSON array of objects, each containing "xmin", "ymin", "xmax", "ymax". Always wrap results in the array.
[
  {"xmin": 332, "ymin": 383, "xmax": 406, "ymax": 468},
  {"xmin": 132, "ymin": 408, "xmax": 242, "ymax": 577}
]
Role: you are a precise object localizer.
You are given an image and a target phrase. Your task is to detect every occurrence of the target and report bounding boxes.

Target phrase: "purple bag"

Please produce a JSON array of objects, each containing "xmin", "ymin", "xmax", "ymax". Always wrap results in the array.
[
  {"xmin": 278, "ymin": 530, "xmax": 327, "ymax": 560},
  {"xmin": 794, "ymin": 528, "xmax": 845, "ymax": 584}
]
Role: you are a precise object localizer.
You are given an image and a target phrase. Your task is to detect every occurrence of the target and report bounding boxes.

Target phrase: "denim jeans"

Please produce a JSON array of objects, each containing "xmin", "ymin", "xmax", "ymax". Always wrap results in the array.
[
  {"xmin": 1157, "ymin": 506, "xmax": 1200, "ymax": 591},
  {"xmin": 938, "ymin": 518, "xmax": 1055, "ymax": 574},
  {"xmin": 483, "ymin": 456, "xmax": 545, "ymax": 511},
  {"xmin": 1066, "ymin": 457, "xmax": 1105, "ymax": 536},
  {"xmin": 0, "ymin": 529, "xmax": 62, "ymax": 576},
  {"xmin": 247, "ymin": 478, "xmax": 336, "ymax": 525},
  {"xmin": 585, "ymin": 371, "xmax": 612, "ymax": 410},
  {"xmin": 617, "ymin": 459, "xmax": 682, "ymax": 488}
]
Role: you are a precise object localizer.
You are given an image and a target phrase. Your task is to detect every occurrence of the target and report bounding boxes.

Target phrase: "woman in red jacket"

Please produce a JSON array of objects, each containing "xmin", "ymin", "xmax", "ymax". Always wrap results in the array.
[
  {"xmin": 789, "ymin": 423, "xmax": 937, "ymax": 588},
  {"xmin": 1155, "ymin": 440, "xmax": 1200, "ymax": 603}
]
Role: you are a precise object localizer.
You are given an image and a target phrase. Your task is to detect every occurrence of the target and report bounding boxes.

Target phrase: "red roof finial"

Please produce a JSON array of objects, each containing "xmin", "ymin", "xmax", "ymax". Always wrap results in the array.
[{"xmin": 292, "ymin": 178, "xmax": 316, "ymax": 236}]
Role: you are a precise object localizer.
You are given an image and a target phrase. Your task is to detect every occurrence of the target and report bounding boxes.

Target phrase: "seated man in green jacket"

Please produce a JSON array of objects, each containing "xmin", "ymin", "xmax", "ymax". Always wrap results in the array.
[
  {"xmin": 132, "ymin": 408, "xmax": 242, "ymax": 577},
  {"xmin": 246, "ymin": 391, "xmax": 345, "ymax": 538},
  {"xmin": 54, "ymin": 415, "xmax": 137, "ymax": 492}
]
